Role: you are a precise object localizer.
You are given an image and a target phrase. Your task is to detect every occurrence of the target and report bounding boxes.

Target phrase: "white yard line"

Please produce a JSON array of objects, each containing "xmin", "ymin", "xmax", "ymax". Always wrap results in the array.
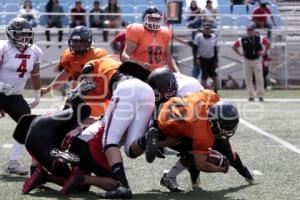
[
  {"xmin": 223, "ymin": 98, "xmax": 300, "ymax": 103},
  {"xmin": 2, "ymin": 143, "xmax": 13, "ymax": 149},
  {"xmin": 240, "ymin": 118, "xmax": 300, "ymax": 155}
]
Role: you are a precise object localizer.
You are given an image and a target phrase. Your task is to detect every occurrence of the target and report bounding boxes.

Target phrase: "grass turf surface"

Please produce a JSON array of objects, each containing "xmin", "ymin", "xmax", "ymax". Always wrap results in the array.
[{"xmin": 0, "ymin": 90, "xmax": 299, "ymax": 199}]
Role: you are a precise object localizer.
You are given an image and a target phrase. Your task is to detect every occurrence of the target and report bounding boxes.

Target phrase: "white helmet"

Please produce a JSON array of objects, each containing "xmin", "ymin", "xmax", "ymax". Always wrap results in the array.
[{"xmin": 143, "ymin": 6, "xmax": 163, "ymax": 31}]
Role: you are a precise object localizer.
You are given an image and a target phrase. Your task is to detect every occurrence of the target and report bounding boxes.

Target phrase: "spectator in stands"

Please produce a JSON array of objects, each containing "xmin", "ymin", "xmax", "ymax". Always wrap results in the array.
[
  {"xmin": 70, "ymin": 0, "xmax": 87, "ymax": 28},
  {"xmin": 186, "ymin": 0, "xmax": 202, "ymax": 29},
  {"xmin": 193, "ymin": 22, "xmax": 218, "ymax": 92},
  {"xmin": 232, "ymin": 24, "xmax": 271, "ymax": 102},
  {"xmin": 202, "ymin": 0, "xmax": 217, "ymax": 28},
  {"xmin": 103, "ymin": 0, "xmax": 122, "ymax": 42},
  {"xmin": 45, "ymin": 0, "xmax": 64, "ymax": 48},
  {"xmin": 18, "ymin": 0, "xmax": 39, "ymax": 27},
  {"xmin": 89, "ymin": 0, "xmax": 104, "ymax": 28},
  {"xmin": 252, "ymin": 0, "xmax": 276, "ymax": 38},
  {"xmin": 110, "ymin": 31, "xmax": 126, "ymax": 59}
]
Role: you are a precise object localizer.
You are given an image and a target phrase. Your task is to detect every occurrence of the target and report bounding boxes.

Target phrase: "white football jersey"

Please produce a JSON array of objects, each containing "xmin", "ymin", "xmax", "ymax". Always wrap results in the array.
[
  {"xmin": 175, "ymin": 73, "xmax": 204, "ymax": 97},
  {"xmin": 0, "ymin": 40, "xmax": 43, "ymax": 94}
]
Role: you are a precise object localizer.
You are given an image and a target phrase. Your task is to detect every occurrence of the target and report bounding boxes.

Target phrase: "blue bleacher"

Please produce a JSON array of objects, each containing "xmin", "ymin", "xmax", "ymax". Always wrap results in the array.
[
  {"xmin": 3, "ymin": 3, "xmax": 19, "ymax": 12},
  {"xmin": 217, "ymin": 0, "xmax": 229, "ymax": 5},
  {"xmin": 217, "ymin": 5, "xmax": 231, "ymax": 15},
  {"xmin": 120, "ymin": 4, "xmax": 136, "ymax": 24},
  {"xmin": 220, "ymin": 15, "xmax": 235, "ymax": 27},
  {"xmin": 236, "ymin": 16, "xmax": 250, "ymax": 27},
  {"xmin": 232, "ymin": 5, "xmax": 248, "ymax": 14},
  {"xmin": 273, "ymin": 15, "xmax": 282, "ymax": 27},
  {"xmin": 269, "ymin": 4, "xmax": 279, "ymax": 14}
]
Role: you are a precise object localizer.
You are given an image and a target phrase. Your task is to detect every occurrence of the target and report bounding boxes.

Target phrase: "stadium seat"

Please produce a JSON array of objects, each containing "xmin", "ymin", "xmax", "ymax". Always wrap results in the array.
[
  {"xmin": 273, "ymin": 15, "xmax": 282, "ymax": 27},
  {"xmin": 236, "ymin": 16, "xmax": 250, "ymax": 27},
  {"xmin": 119, "ymin": 0, "xmax": 137, "ymax": 4},
  {"xmin": 217, "ymin": 0, "xmax": 229, "ymax": 5},
  {"xmin": 136, "ymin": 4, "xmax": 149, "ymax": 16},
  {"xmin": 269, "ymin": 4, "xmax": 280, "ymax": 14},
  {"xmin": 3, "ymin": 3, "xmax": 19, "ymax": 12},
  {"xmin": 37, "ymin": 3, "xmax": 46, "ymax": 12},
  {"xmin": 121, "ymin": 4, "xmax": 136, "ymax": 24},
  {"xmin": 220, "ymin": 15, "xmax": 235, "ymax": 27},
  {"xmin": 232, "ymin": 5, "xmax": 248, "ymax": 15},
  {"xmin": 4, "ymin": 14, "xmax": 17, "ymax": 24},
  {"xmin": 217, "ymin": 5, "xmax": 231, "ymax": 14}
]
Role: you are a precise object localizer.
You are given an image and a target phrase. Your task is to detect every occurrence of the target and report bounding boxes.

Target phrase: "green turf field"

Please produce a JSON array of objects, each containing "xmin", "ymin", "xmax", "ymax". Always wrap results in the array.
[{"xmin": 0, "ymin": 90, "xmax": 299, "ymax": 199}]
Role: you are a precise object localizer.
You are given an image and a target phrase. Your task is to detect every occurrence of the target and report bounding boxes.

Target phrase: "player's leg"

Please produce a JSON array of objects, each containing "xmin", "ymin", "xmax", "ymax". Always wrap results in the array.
[
  {"xmin": 200, "ymin": 59, "xmax": 209, "ymax": 89},
  {"xmin": 243, "ymin": 59, "xmax": 255, "ymax": 100},
  {"xmin": 213, "ymin": 138, "xmax": 256, "ymax": 184},
  {"xmin": 253, "ymin": 59, "xmax": 265, "ymax": 101},
  {"xmin": 1, "ymin": 94, "xmax": 31, "ymax": 175}
]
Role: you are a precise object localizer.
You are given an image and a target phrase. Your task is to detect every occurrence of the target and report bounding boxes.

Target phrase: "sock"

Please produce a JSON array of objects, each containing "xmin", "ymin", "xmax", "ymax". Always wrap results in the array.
[
  {"xmin": 166, "ymin": 160, "xmax": 186, "ymax": 178},
  {"xmin": 188, "ymin": 165, "xmax": 200, "ymax": 184},
  {"xmin": 111, "ymin": 162, "xmax": 129, "ymax": 188},
  {"xmin": 30, "ymin": 165, "xmax": 37, "ymax": 176},
  {"xmin": 10, "ymin": 140, "xmax": 24, "ymax": 161},
  {"xmin": 230, "ymin": 153, "xmax": 248, "ymax": 177},
  {"xmin": 138, "ymin": 135, "xmax": 147, "ymax": 150}
]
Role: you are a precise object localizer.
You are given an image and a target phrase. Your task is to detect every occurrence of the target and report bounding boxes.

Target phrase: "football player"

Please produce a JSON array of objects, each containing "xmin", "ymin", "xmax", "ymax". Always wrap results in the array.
[
  {"xmin": 0, "ymin": 17, "xmax": 43, "ymax": 175},
  {"xmin": 146, "ymin": 90, "xmax": 238, "ymax": 173},
  {"xmin": 17, "ymin": 82, "xmax": 118, "ymax": 195},
  {"xmin": 41, "ymin": 26, "xmax": 109, "ymax": 117},
  {"xmin": 121, "ymin": 6, "xmax": 177, "ymax": 72},
  {"xmin": 78, "ymin": 57, "xmax": 155, "ymax": 199}
]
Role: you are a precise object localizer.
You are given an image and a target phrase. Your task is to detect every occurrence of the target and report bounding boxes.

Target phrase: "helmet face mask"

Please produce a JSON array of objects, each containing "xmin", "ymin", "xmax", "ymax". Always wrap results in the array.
[
  {"xmin": 143, "ymin": 6, "xmax": 163, "ymax": 31},
  {"xmin": 208, "ymin": 102, "xmax": 239, "ymax": 139},
  {"xmin": 6, "ymin": 18, "xmax": 34, "ymax": 48},
  {"xmin": 68, "ymin": 26, "xmax": 93, "ymax": 55},
  {"xmin": 143, "ymin": 13, "xmax": 163, "ymax": 31}
]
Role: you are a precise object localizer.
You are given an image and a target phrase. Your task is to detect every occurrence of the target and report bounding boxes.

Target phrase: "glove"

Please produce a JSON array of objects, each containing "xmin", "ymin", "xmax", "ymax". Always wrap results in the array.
[
  {"xmin": 28, "ymin": 89, "xmax": 41, "ymax": 109},
  {"xmin": 0, "ymin": 83, "xmax": 17, "ymax": 96},
  {"xmin": 61, "ymin": 126, "xmax": 83, "ymax": 151}
]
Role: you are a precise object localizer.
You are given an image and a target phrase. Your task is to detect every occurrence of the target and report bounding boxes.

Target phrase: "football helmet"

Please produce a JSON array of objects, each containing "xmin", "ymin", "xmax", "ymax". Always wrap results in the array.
[
  {"xmin": 208, "ymin": 102, "xmax": 239, "ymax": 139},
  {"xmin": 6, "ymin": 17, "xmax": 34, "ymax": 48},
  {"xmin": 142, "ymin": 6, "xmax": 163, "ymax": 31},
  {"xmin": 147, "ymin": 67, "xmax": 177, "ymax": 103},
  {"xmin": 68, "ymin": 26, "xmax": 93, "ymax": 55}
]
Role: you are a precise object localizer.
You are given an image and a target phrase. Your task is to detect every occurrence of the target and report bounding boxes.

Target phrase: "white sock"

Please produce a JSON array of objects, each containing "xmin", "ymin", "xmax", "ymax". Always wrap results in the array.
[
  {"xmin": 166, "ymin": 159, "xmax": 186, "ymax": 178},
  {"xmin": 10, "ymin": 140, "xmax": 25, "ymax": 161}
]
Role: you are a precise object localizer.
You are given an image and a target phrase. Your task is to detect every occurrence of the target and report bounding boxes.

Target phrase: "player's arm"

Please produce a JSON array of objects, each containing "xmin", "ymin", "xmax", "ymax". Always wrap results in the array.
[
  {"xmin": 165, "ymin": 47, "xmax": 178, "ymax": 72},
  {"xmin": 193, "ymin": 153, "xmax": 227, "ymax": 173},
  {"xmin": 121, "ymin": 40, "xmax": 137, "ymax": 62},
  {"xmin": 41, "ymin": 68, "xmax": 70, "ymax": 96},
  {"xmin": 29, "ymin": 63, "xmax": 41, "ymax": 108}
]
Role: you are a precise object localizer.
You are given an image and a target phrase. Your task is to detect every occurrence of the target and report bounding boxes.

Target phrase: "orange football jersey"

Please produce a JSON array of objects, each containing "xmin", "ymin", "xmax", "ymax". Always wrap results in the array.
[
  {"xmin": 84, "ymin": 55, "xmax": 121, "ymax": 117},
  {"xmin": 126, "ymin": 23, "xmax": 172, "ymax": 71},
  {"xmin": 158, "ymin": 90, "xmax": 220, "ymax": 154},
  {"xmin": 60, "ymin": 47, "xmax": 108, "ymax": 80}
]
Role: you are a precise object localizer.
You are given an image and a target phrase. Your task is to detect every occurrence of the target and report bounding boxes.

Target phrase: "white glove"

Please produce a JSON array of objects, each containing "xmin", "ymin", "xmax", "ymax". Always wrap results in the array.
[
  {"xmin": 0, "ymin": 83, "xmax": 17, "ymax": 96},
  {"xmin": 28, "ymin": 89, "xmax": 41, "ymax": 109}
]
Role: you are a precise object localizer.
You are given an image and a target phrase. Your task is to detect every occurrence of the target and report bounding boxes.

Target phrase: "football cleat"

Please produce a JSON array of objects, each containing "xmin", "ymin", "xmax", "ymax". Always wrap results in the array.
[
  {"xmin": 50, "ymin": 149, "xmax": 80, "ymax": 164},
  {"xmin": 67, "ymin": 81, "xmax": 97, "ymax": 102},
  {"xmin": 145, "ymin": 127, "xmax": 159, "ymax": 163},
  {"xmin": 61, "ymin": 166, "xmax": 84, "ymax": 195},
  {"xmin": 4, "ymin": 160, "xmax": 28, "ymax": 176},
  {"xmin": 160, "ymin": 173, "xmax": 184, "ymax": 193},
  {"xmin": 22, "ymin": 166, "xmax": 48, "ymax": 194},
  {"xmin": 98, "ymin": 185, "xmax": 132, "ymax": 199},
  {"xmin": 244, "ymin": 167, "xmax": 258, "ymax": 185},
  {"xmin": 191, "ymin": 177, "xmax": 201, "ymax": 189}
]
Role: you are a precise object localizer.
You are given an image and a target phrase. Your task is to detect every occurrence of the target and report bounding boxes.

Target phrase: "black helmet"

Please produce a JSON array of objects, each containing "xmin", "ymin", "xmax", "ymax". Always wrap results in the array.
[
  {"xmin": 208, "ymin": 101, "xmax": 239, "ymax": 139},
  {"xmin": 142, "ymin": 6, "xmax": 163, "ymax": 31},
  {"xmin": 6, "ymin": 17, "xmax": 34, "ymax": 48},
  {"xmin": 147, "ymin": 67, "xmax": 177, "ymax": 103},
  {"xmin": 68, "ymin": 26, "xmax": 93, "ymax": 55}
]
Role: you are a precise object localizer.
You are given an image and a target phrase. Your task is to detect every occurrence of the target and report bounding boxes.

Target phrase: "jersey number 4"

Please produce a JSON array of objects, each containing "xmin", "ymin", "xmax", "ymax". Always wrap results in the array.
[
  {"xmin": 17, "ymin": 59, "xmax": 27, "ymax": 78},
  {"xmin": 147, "ymin": 46, "xmax": 162, "ymax": 64}
]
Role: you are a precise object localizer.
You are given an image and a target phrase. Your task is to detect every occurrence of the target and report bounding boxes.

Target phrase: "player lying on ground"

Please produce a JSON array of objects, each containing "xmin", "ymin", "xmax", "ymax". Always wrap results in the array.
[{"xmin": 13, "ymin": 82, "xmax": 118, "ymax": 195}]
